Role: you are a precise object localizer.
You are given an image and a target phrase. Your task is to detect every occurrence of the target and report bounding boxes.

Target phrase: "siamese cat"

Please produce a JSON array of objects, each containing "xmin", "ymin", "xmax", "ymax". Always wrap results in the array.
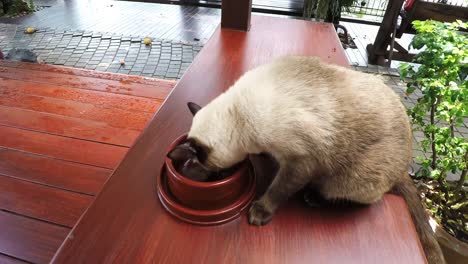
[{"xmin": 168, "ymin": 56, "xmax": 445, "ymax": 264}]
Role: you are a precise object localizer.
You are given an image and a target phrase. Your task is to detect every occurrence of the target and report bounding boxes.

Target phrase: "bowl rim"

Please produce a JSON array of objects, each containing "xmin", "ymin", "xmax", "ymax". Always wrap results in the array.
[
  {"xmin": 165, "ymin": 133, "xmax": 246, "ymax": 188},
  {"xmin": 160, "ymin": 167, "xmax": 254, "ymax": 215},
  {"xmin": 157, "ymin": 164, "xmax": 256, "ymax": 225}
]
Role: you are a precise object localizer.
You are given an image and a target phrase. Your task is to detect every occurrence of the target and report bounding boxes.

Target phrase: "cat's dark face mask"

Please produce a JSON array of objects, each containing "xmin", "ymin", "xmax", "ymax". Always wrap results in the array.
[
  {"xmin": 167, "ymin": 138, "xmax": 214, "ymax": 181},
  {"xmin": 166, "ymin": 102, "xmax": 241, "ymax": 182}
]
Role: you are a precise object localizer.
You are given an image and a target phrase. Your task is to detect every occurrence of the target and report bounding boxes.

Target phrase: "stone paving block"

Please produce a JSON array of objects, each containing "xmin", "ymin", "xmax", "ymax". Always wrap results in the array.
[
  {"xmin": 100, "ymin": 59, "xmax": 113, "ymax": 64},
  {"xmin": 129, "ymin": 71, "xmax": 142, "ymax": 75},
  {"xmin": 64, "ymin": 61, "xmax": 77, "ymax": 67},
  {"xmin": 84, "ymin": 64, "xmax": 97, "ymax": 70},
  {"xmin": 75, "ymin": 62, "xmax": 87, "ymax": 68},
  {"xmin": 167, "ymin": 67, "xmax": 179, "ymax": 72},
  {"xmin": 88, "ymin": 60, "xmax": 101, "ymax": 66},
  {"xmin": 55, "ymin": 59, "xmax": 67, "ymax": 65},
  {"xmin": 117, "ymin": 68, "xmax": 131, "ymax": 74},
  {"xmin": 106, "ymin": 67, "xmax": 120, "ymax": 73},
  {"xmin": 142, "ymin": 68, "xmax": 155, "ymax": 74},
  {"xmin": 166, "ymin": 72, "xmax": 178, "ymax": 78},
  {"xmin": 146, "ymin": 61, "xmax": 159, "ymax": 66},
  {"xmin": 44, "ymin": 58, "xmax": 56, "ymax": 65},
  {"xmin": 67, "ymin": 56, "xmax": 80, "ymax": 61}
]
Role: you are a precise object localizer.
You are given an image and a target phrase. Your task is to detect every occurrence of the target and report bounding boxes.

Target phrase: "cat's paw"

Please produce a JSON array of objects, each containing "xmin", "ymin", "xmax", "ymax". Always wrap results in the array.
[{"xmin": 248, "ymin": 200, "xmax": 274, "ymax": 226}]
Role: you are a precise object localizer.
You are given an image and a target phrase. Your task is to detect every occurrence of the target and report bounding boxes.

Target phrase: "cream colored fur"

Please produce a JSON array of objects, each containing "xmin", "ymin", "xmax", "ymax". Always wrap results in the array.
[
  {"xmin": 189, "ymin": 56, "xmax": 409, "ymax": 176},
  {"xmin": 187, "ymin": 56, "xmax": 444, "ymax": 264}
]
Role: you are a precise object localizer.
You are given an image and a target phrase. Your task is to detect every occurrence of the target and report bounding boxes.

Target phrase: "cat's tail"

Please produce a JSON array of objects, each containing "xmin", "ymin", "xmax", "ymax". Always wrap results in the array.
[{"xmin": 391, "ymin": 175, "xmax": 446, "ymax": 264}]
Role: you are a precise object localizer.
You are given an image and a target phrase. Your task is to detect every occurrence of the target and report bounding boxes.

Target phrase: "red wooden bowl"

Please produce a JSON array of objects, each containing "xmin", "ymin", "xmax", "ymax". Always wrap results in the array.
[{"xmin": 157, "ymin": 134, "xmax": 256, "ymax": 225}]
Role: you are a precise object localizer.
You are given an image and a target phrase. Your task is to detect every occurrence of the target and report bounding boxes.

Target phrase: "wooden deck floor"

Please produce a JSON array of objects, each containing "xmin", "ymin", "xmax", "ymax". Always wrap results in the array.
[
  {"xmin": 0, "ymin": 61, "xmax": 176, "ymax": 263},
  {"xmin": 341, "ymin": 21, "xmax": 416, "ymax": 68}
]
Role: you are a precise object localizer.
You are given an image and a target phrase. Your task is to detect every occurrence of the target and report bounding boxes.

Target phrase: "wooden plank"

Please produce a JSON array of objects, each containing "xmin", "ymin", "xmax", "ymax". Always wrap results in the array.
[
  {"xmin": 345, "ymin": 23, "xmax": 371, "ymax": 66},
  {"xmin": 0, "ymin": 66, "xmax": 172, "ymax": 100},
  {"xmin": 50, "ymin": 17, "xmax": 426, "ymax": 263},
  {"xmin": 0, "ymin": 60, "xmax": 178, "ymax": 89},
  {"xmin": 0, "ymin": 105, "xmax": 140, "ymax": 147},
  {"xmin": 0, "ymin": 211, "xmax": 69, "ymax": 264},
  {"xmin": 366, "ymin": 0, "xmax": 405, "ymax": 64},
  {"xmin": 0, "ymin": 91, "xmax": 153, "ymax": 130},
  {"xmin": 0, "ymin": 176, "xmax": 93, "ymax": 227},
  {"xmin": 222, "ymin": 0, "xmax": 252, "ymax": 31},
  {"xmin": 0, "ymin": 254, "xmax": 29, "ymax": 264},
  {"xmin": 0, "ymin": 77, "xmax": 162, "ymax": 113},
  {"xmin": 0, "ymin": 148, "xmax": 110, "ymax": 195},
  {"xmin": 0, "ymin": 126, "xmax": 127, "ymax": 169},
  {"xmin": 412, "ymin": 2, "xmax": 468, "ymax": 25}
]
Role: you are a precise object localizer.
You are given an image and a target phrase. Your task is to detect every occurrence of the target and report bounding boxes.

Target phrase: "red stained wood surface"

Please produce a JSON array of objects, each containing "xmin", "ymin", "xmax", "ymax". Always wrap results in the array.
[
  {"xmin": 0, "ymin": 254, "xmax": 29, "ymax": 264},
  {"xmin": 0, "ymin": 175, "xmax": 94, "ymax": 227},
  {"xmin": 52, "ymin": 16, "xmax": 425, "ymax": 263},
  {"xmin": 0, "ymin": 66, "xmax": 171, "ymax": 99},
  {"xmin": 0, "ymin": 126, "xmax": 127, "ymax": 168},
  {"xmin": 0, "ymin": 106, "xmax": 140, "ymax": 146},
  {"xmin": 0, "ymin": 91, "xmax": 153, "ymax": 130},
  {"xmin": 0, "ymin": 211, "xmax": 69, "ymax": 264},
  {"xmin": 0, "ymin": 148, "xmax": 110, "ymax": 195},
  {"xmin": 0, "ymin": 59, "xmax": 174, "ymax": 263},
  {"xmin": 0, "ymin": 77, "xmax": 162, "ymax": 113},
  {"xmin": 0, "ymin": 60, "xmax": 177, "ymax": 89}
]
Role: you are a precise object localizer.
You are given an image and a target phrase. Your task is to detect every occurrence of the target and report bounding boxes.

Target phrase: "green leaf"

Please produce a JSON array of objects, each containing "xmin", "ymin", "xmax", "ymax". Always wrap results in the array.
[{"xmin": 406, "ymin": 85, "xmax": 416, "ymax": 95}]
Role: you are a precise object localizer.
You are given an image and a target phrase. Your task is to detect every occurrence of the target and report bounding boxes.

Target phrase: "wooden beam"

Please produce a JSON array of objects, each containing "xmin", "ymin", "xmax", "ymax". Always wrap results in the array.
[
  {"xmin": 367, "ymin": 0, "xmax": 405, "ymax": 65},
  {"xmin": 221, "ymin": 0, "xmax": 252, "ymax": 31}
]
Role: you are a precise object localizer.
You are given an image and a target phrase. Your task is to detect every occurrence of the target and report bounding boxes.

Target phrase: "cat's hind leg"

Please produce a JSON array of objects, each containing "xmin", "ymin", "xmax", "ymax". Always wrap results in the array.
[{"xmin": 319, "ymin": 162, "xmax": 396, "ymax": 205}]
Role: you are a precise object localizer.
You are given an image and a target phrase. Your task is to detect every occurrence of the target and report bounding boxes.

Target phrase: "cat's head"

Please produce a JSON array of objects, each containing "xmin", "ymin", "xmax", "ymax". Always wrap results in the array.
[
  {"xmin": 167, "ymin": 139, "xmax": 215, "ymax": 181},
  {"xmin": 186, "ymin": 102, "xmax": 246, "ymax": 170}
]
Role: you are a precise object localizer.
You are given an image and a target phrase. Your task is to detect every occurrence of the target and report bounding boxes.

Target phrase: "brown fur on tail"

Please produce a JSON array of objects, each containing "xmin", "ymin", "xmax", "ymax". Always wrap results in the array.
[{"xmin": 392, "ymin": 176, "xmax": 446, "ymax": 264}]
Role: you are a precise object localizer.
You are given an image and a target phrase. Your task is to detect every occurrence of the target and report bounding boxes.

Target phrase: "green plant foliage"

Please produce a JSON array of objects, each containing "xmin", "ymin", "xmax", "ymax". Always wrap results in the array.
[
  {"xmin": 400, "ymin": 20, "xmax": 467, "ymax": 242},
  {"xmin": 1, "ymin": 0, "xmax": 32, "ymax": 16}
]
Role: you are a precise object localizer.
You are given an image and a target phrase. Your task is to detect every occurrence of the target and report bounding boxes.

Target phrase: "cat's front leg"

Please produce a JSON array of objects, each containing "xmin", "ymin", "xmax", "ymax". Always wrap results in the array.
[{"xmin": 248, "ymin": 160, "xmax": 312, "ymax": 226}]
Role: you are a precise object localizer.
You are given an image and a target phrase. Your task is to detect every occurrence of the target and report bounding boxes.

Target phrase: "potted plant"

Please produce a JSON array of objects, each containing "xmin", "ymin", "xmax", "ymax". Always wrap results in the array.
[{"xmin": 399, "ymin": 20, "xmax": 467, "ymax": 263}]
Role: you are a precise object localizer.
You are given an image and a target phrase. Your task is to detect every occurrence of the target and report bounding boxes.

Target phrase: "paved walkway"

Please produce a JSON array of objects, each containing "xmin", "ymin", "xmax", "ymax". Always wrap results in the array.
[
  {"xmin": 1, "ymin": 0, "xmax": 220, "ymax": 44},
  {"xmin": 0, "ymin": 0, "xmax": 219, "ymax": 79},
  {"xmin": 0, "ymin": 23, "xmax": 202, "ymax": 79}
]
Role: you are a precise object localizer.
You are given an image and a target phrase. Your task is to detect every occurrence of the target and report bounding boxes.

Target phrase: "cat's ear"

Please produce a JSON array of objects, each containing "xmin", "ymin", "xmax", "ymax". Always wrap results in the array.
[
  {"xmin": 167, "ymin": 143, "xmax": 196, "ymax": 161},
  {"xmin": 187, "ymin": 102, "xmax": 202, "ymax": 116}
]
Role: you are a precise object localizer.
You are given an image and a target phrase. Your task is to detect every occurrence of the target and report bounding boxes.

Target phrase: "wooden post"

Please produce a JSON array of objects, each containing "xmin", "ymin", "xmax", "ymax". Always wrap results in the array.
[
  {"xmin": 366, "ymin": 0, "xmax": 405, "ymax": 65},
  {"xmin": 221, "ymin": 0, "xmax": 252, "ymax": 31}
]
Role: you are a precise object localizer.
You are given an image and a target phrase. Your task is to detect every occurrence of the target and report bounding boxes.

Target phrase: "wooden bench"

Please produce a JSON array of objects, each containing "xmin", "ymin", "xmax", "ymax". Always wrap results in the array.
[
  {"xmin": 51, "ymin": 15, "xmax": 426, "ymax": 263},
  {"xmin": 367, "ymin": 0, "xmax": 468, "ymax": 66}
]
